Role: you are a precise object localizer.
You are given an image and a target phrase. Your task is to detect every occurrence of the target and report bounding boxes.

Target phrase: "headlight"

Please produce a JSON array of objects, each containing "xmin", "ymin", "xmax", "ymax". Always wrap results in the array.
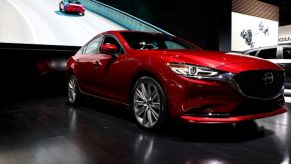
[{"xmin": 167, "ymin": 63, "xmax": 220, "ymax": 79}]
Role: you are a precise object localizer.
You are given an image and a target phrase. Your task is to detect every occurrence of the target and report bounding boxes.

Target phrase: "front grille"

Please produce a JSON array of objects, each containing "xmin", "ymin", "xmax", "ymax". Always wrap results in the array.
[{"xmin": 234, "ymin": 70, "xmax": 284, "ymax": 99}]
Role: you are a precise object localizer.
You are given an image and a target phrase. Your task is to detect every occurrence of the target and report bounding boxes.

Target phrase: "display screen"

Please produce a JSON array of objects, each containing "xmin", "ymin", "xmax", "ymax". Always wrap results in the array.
[
  {"xmin": 231, "ymin": 12, "xmax": 278, "ymax": 52},
  {"xmin": 0, "ymin": 0, "xmax": 124, "ymax": 46}
]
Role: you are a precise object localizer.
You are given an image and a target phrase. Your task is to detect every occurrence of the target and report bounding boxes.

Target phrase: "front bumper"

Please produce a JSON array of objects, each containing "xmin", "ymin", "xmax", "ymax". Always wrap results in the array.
[
  {"xmin": 180, "ymin": 107, "xmax": 287, "ymax": 123},
  {"xmin": 163, "ymin": 72, "xmax": 287, "ymax": 122}
]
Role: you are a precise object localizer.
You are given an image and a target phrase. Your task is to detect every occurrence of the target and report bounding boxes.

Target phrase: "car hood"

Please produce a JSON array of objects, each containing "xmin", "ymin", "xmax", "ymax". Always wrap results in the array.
[{"xmin": 159, "ymin": 50, "xmax": 283, "ymax": 73}]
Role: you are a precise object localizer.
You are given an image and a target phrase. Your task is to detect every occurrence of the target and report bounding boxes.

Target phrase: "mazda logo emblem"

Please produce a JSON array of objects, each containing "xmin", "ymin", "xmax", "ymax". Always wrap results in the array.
[{"xmin": 263, "ymin": 72, "xmax": 274, "ymax": 85}]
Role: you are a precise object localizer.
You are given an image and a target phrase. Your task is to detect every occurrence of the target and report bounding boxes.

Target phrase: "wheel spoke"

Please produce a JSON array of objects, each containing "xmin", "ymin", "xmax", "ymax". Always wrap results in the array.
[
  {"xmin": 134, "ymin": 100, "xmax": 144, "ymax": 106},
  {"xmin": 136, "ymin": 106, "xmax": 146, "ymax": 117},
  {"xmin": 150, "ymin": 91, "xmax": 158, "ymax": 101},
  {"xmin": 140, "ymin": 83, "xmax": 147, "ymax": 99},
  {"xmin": 68, "ymin": 81, "xmax": 73, "ymax": 89},
  {"xmin": 142, "ymin": 108, "xmax": 148, "ymax": 125},
  {"xmin": 150, "ymin": 102, "xmax": 160, "ymax": 110},
  {"xmin": 149, "ymin": 107, "xmax": 159, "ymax": 120},
  {"xmin": 68, "ymin": 91, "xmax": 72, "ymax": 99},
  {"xmin": 72, "ymin": 91, "xmax": 76, "ymax": 97},
  {"xmin": 136, "ymin": 89, "xmax": 146, "ymax": 101},
  {"xmin": 147, "ymin": 83, "xmax": 152, "ymax": 99},
  {"xmin": 147, "ymin": 110, "xmax": 153, "ymax": 126}
]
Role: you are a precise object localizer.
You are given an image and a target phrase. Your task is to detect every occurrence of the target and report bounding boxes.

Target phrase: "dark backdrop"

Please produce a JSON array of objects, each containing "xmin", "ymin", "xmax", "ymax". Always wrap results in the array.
[
  {"xmin": 96, "ymin": 0, "xmax": 232, "ymax": 51},
  {"xmin": 0, "ymin": 43, "xmax": 79, "ymax": 100}
]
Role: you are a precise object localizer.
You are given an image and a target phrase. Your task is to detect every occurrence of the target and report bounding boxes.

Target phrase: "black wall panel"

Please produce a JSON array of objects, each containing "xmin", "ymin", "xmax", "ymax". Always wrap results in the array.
[{"xmin": 96, "ymin": 0, "xmax": 232, "ymax": 51}]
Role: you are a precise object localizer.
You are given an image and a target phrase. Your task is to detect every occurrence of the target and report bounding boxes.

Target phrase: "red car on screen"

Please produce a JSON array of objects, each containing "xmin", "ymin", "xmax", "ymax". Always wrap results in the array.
[
  {"xmin": 59, "ymin": 0, "xmax": 85, "ymax": 16},
  {"xmin": 67, "ymin": 30, "xmax": 287, "ymax": 129}
]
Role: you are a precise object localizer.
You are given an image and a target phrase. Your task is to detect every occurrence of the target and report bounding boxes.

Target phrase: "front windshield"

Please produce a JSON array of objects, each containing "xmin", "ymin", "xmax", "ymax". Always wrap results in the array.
[
  {"xmin": 67, "ymin": 0, "xmax": 81, "ymax": 4},
  {"xmin": 121, "ymin": 32, "xmax": 199, "ymax": 50}
]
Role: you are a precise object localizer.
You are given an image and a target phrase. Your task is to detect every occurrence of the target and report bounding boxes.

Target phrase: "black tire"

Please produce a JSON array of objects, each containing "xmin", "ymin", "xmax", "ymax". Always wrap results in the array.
[
  {"xmin": 68, "ymin": 75, "xmax": 82, "ymax": 104},
  {"xmin": 132, "ymin": 76, "xmax": 167, "ymax": 130}
]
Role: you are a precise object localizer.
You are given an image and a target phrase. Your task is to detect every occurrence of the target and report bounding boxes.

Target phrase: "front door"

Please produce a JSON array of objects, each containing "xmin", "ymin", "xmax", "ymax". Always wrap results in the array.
[{"xmin": 90, "ymin": 35, "xmax": 128, "ymax": 102}]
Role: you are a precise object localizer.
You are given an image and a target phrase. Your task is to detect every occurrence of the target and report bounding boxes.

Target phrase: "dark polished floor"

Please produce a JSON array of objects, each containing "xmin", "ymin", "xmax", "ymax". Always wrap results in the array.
[{"xmin": 0, "ymin": 94, "xmax": 290, "ymax": 164}]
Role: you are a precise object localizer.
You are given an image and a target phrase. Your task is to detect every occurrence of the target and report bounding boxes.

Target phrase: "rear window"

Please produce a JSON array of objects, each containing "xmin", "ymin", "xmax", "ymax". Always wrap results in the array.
[
  {"xmin": 283, "ymin": 47, "xmax": 291, "ymax": 59},
  {"xmin": 257, "ymin": 48, "xmax": 277, "ymax": 59},
  {"xmin": 65, "ymin": 0, "xmax": 81, "ymax": 4}
]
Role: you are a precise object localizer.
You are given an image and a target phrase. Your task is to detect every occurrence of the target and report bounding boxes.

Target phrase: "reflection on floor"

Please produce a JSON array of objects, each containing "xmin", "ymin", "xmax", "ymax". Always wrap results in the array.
[{"xmin": 0, "ymin": 96, "xmax": 290, "ymax": 164}]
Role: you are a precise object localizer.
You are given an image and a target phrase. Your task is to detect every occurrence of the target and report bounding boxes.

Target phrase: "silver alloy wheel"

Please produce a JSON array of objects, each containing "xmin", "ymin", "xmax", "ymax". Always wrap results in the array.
[
  {"xmin": 68, "ymin": 76, "xmax": 77, "ymax": 103},
  {"xmin": 134, "ymin": 81, "xmax": 161, "ymax": 128}
]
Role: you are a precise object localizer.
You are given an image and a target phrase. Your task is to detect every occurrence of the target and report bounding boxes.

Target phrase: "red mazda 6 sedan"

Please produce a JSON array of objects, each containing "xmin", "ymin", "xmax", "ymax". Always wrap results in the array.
[
  {"xmin": 59, "ymin": 0, "xmax": 85, "ymax": 16},
  {"xmin": 67, "ymin": 30, "xmax": 287, "ymax": 129}
]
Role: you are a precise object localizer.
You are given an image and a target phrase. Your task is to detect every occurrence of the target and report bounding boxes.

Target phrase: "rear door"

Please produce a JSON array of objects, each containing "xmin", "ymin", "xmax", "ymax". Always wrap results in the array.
[{"xmin": 74, "ymin": 35, "xmax": 103, "ymax": 94}]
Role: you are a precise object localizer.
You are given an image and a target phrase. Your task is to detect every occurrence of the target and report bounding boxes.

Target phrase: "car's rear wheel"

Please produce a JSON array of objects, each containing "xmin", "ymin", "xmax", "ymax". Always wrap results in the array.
[
  {"xmin": 68, "ymin": 75, "xmax": 82, "ymax": 104},
  {"xmin": 132, "ymin": 76, "xmax": 167, "ymax": 129}
]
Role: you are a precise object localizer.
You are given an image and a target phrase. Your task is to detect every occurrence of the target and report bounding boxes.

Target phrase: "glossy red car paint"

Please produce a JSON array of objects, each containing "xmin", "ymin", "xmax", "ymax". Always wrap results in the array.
[
  {"xmin": 65, "ymin": 4, "xmax": 85, "ymax": 14},
  {"xmin": 67, "ymin": 30, "xmax": 287, "ymax": 124},
  {"xmin": 59, "ymin": 1, "xmax": 85, "ymax": 15},
  {"xmin": 180, "ymin": 108, "xmax": 287, "ymax": 123}
]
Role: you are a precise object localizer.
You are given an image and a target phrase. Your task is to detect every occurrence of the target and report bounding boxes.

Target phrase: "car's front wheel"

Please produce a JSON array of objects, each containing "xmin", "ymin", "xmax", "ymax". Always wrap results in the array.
[
  {"xmin": 132, "ymin": 76, "xmax": 167, "ymax": 129},
  {"xmin": 68, "ymin": 75, "xmax": 82, "ymax": 104}
]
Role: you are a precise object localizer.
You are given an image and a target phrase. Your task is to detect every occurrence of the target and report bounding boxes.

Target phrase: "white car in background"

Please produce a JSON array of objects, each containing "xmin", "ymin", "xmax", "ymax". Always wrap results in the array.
[{"xmin": 243, "ymin": 44, "xmax": 291, "ymax": 91}]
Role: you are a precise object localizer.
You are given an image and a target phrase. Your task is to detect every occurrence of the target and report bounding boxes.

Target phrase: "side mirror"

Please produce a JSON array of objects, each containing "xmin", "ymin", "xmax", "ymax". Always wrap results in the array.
[{"xmin": 100, "ymin": 43, "xmax": 118, "ymax": 57}]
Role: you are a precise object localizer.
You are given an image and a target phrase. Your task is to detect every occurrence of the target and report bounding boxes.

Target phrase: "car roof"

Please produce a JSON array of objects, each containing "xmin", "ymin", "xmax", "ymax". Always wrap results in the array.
[{"xmin": 103, "ymin": 30, "xmax": 165, "ymax": 36}]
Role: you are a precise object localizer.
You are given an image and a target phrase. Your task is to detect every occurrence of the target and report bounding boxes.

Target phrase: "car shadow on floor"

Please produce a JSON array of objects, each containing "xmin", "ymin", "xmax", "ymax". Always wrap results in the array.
[
  {"xmin": 55, "ymin": 11, "xmax": 83, "ymax": 17},
  {"xmin": 74, "ymin": 97, "xmax": 274, "ymax": 144},
  {"xmin": 155, "ymin": 120, "xmax": 271, "ymax": 143}
]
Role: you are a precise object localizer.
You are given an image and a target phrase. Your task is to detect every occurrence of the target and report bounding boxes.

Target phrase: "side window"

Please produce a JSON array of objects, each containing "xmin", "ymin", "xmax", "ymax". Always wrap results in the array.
[
  {"xmin": 248, "ymin": 51, "xmax": 257, "ymax": 56},
  {"xmin": 165, "ymin": 41, "xmax": 187, "ymax": 50},
  {"xmin": 283, "ymin": 47, "xmax": 291, "ymax": 59},
  {"xmin": 257, "ymin": 48, "xmax": 277, "ymax": 59},
  {"xmin": 102, "ymin": 36, "xmax": 124, "ymax": 54},
  {"xmin": 84, "ymin": 36, "xmax": 103, "ymax": 55}
]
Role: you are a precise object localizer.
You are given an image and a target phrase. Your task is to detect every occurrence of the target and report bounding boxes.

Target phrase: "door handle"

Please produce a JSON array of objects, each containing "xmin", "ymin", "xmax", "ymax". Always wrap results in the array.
[
  {"xmin": 93, "ymin": 60, "xmax": 102, "ymax": 68},
  {"xmin": 75, "ymin": 59, "xmax": 79, "ymax": 66}
]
